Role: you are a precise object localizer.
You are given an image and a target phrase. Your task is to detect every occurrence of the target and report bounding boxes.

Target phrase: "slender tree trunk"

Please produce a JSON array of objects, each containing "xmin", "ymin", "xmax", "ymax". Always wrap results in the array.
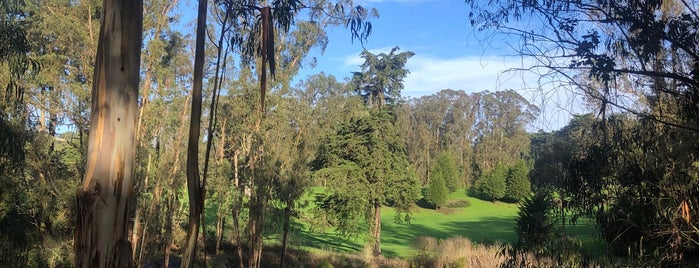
[
  {"xmin": 74, "ymin": 1, "xmax": 143, "ymax": 267},
  {"xmin": 372, "ymin": 202, "xmax": 382, "ymax": 256},
  {"xmin": 163, "ymin": 191, "xmax": 175, "ymax": 268},
  {"xmin": 232, "ymin": 198, "xmax": 244, "ymax": 268},
  {"xmin": 215, "ymin": 210, "xmax": 225, "ymax": 255},
  {"xmin": 181, "ymin": 0, "xmax": 208, "ymax": 266},
  {"xmin": 248, "ymin": 171, "xmax": 261, "ymax": 268},
  {"xmin": 280, "ymin": 204, "xmax": 292, "ymax": 268}
]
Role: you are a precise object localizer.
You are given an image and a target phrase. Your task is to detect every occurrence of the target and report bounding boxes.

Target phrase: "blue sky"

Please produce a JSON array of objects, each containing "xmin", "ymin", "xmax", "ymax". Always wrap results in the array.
[
  {"xmin": 299, "ymin": 0, "xmax": 524, "ymax": 96},
  {"xmin": 177, "ymin": 0, "xmax": 583, "ymax": 130},
  {"xmin": 295, "ymin": 0, "xmax": 582, "ymax": 130}
]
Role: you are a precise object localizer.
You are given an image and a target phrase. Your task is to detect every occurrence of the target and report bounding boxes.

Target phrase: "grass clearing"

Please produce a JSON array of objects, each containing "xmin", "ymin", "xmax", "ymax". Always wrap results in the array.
[
  {"xmin": 205, "ymin": 187, "xmax": 601, "ymax": 261},
  {"xmin": 290, "ymin": 188, "xmax": 521, "ymax": 258}
]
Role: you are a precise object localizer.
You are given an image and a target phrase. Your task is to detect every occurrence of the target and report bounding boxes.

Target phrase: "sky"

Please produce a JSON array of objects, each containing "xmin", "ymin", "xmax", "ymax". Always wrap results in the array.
[{"xmin": 178, "ymin": 0, "xmax": 587, "ymax": 131}]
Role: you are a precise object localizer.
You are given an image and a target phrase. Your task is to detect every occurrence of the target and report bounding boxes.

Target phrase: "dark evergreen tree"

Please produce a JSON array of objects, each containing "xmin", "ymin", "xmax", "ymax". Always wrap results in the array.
[
  {"xmin": 425, "ymin": 166, "xmax": 448, "ymax": 209},
  {"xmin": 474, "ymin": 162, "xmax": 508, "ymax": 201},
  {"xmin": 505, "ymin": 160, "xmax": 531, "ymax": 203}
]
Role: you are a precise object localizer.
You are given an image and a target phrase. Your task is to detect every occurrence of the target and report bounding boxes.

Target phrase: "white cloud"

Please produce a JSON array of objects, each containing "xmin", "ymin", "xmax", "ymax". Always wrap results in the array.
[
  {"xmin": 340, "ymin": 50, "xmax": 590, "ymax": 130},
  {"xmin": 341, "ymin": 51, "xmax": 535, "ymax": 96},
  {"xmin": 403, "ymin": 55, "xmax": 531, "ymax": 96}
]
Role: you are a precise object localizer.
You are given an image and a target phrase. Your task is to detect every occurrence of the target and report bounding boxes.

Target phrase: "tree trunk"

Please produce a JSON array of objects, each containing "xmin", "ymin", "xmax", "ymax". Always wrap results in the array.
[
  {"xmin": 280, "ymin": 204, "xmax": 292, "ymax": 268},
  {"xmin": 215, "ymin": 212, "xmax": 225, "ymax": 255},
  {"xmin": 372, "ymin": 202, "xmax": 381, "ymax": 256},
  {"xmin": 163, "ymin": 191, "xmax": 176, "ymax": 268},
  {"xmin": 74, "ymin": 1, "xmax": 143, "ymax": 267},
  {"xmin": 181, "ymin": 0, "xmax": 208, "ymax": 266},
  {"xmin": 232, "ymin": 198, "xmax": 244, "ymax": 268},
  {"xmin": 248, "ymin": 175, "xmax": 262, "ymax": 268}
]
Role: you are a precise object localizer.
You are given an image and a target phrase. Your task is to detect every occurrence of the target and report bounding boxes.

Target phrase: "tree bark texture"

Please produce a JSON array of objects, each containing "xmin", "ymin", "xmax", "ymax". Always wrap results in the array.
[{"xmin": 74, "ymin": 0, "xmax": 143, "ymax": 267}]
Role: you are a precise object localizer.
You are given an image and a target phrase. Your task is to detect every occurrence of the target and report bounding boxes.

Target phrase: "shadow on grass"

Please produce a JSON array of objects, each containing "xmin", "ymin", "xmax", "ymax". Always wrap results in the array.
[
  {"xmin": 290, "ymin": 220, "xmax": 365, "ymax": 253},
  {"xmin": 380, "ymin": 216, "xmax": 517, "ymax": 257}
]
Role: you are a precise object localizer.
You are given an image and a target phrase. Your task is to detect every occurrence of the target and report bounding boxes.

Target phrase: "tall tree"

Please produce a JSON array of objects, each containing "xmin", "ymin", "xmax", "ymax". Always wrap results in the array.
[
  {"xmin": 351, "ymin": 47, "xmax": 414, "ymax": 110},
  {"xmin": 313, "ymin": 110, "xmax": 419, "ymax": 256},
  {"xmin": 314, "ymin": 47, "xmax": 418, "ymax": 256},
  {"xmin": 74, "ymin": 0, "xmax": 143, "ymax": 267},
  {"xmin": 181, "ymin": 0, "xmax": 208, "ymax": 266}
]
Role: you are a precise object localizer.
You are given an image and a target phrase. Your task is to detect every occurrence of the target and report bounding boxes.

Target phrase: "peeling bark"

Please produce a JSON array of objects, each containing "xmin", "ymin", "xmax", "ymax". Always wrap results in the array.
[{"xmin": 74, "ymin": 0, "xmax": 143, "ymax": 267}]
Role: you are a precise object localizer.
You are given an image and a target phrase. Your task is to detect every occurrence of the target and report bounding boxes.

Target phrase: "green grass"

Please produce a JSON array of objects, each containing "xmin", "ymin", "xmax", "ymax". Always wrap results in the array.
[
  {"xmin": 290, "ymin": 189, "xmax": 521, "ymax": 258},
  {"xmin": 380, "ymin": 191, "xmax": 520, "ymax": 257},
  {"xmin": 202, "ymin": 187, "xmax": 600, "ymax": 259}
]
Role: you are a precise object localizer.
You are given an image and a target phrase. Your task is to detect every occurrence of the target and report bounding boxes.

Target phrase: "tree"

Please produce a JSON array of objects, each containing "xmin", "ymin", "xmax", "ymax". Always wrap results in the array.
[
  {"xmin": 425, "ymin": 167, "xmax": 448, "ymax": 209},
  {"xmin": 213, "ymin": 2, "xmax": 375, "ymax": 266},
  {"xmin": 435, "ymin": 152, "xmax": 460, "ymax": 192},
  {"xmin": 474, "ymin": 162, "xmax": 507, "ymax": 201},
  {"xmin": 505, "ymin": 160, "xmax": 531, "ymax": 203},
  {"xmin": 180, "ymin": 0, "xmax": 208, "ymax": 266},
  {"xmin": 405, "ymin": 89, "xmax": 477, "ymax": 188},
  {"xmin": 351, "ymin": 47, "xmax": 414, "ymax": 110},
  {"xmin": 472, "ymin": 90, "xmax": 538, "ymax": 174},
  {"xmin": 465, "ymin": 0, "xmax": 699, "ymax": 132},
  {"xmin": 312, "ymin": 110, "xmax": 419, "ymax": 256},
  {"xmin": 74, "ymin": 0, "xmax": 143, "ymax": 267},
  {"xmin": 425, "ymin": 152, "xmax": 458, "ymax": 209}
]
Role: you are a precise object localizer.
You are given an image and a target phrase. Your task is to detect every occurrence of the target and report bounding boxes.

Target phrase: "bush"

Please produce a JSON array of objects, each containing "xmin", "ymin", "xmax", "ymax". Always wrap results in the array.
[
  {"xmin": 444, "ymin": 199, "xmax": 470, "ymax": 208},
  {"xmin": 318, "ymin": 259, "xmax": 334, "ymax": 268},
  {"xmin": 514, "ymin": 191, "xmax": 555, "ymax": 251}
]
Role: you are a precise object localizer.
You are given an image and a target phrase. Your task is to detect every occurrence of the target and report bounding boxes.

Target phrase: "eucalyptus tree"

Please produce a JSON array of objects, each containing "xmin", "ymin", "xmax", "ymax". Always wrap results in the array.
[
  {"xmin": 74, "ymin": 0, "xmax": 143, "ymax": 267},
  {"xmin": 407, "ymin": 89, "xmax": 476, "ymax": 187},
  {"xmin": 131, "ymin": 0, "xmax": 184, "ymax": 264},
  {"xmin": 189, "ymin": 1, "xmax": 377, "ymax": 266},
  {"xmin": 472, "ymin": 90, "xmax": 538, "ymax": 174},
  {"xmin": 466, "ymin": 1, "xmax": 699, "ymax": 260},
  {"xmin": 1, "ymin": 1, "xmax": 98, "ymax": 265}
]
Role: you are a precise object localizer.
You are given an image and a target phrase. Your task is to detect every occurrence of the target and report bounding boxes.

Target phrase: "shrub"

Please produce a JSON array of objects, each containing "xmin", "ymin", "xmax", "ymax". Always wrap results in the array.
[
  {"xmin": 514, "ymin": 191, "xmax": 555, "ymax": 251},
  {"xmin": 444, "ymin": 199, "xmax": 470, "ymax": 208},
  {"xmin": 318, "ymin": 259, "xmax": 334, "ymax": 268}
]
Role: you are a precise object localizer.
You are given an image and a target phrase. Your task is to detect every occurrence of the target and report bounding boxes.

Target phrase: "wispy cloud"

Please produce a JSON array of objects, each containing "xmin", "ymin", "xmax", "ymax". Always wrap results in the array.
[
  {"xmin": 340, "ymin": 49, "xmax": 590, "ymax": 130},
  {"xmin": 341, "ymin": 50, "xmax": 535, "ymax": 96}
]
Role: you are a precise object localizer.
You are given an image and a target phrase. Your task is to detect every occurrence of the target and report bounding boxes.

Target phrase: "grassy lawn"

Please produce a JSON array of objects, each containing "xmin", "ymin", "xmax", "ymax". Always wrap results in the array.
[
  {"xmin": 204, "ymin": 187, "xmax": 600, "ymax": 259},
  {"xmin": 289, "ymin": 189, "xmax": 521, "ymax": 258},
  {"xmin": 380, "ymin": 191, "xmax": 520, "ymax": 257}
]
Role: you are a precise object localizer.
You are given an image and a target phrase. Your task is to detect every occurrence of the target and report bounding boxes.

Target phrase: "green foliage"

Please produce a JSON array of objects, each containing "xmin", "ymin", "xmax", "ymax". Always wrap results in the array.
[
  {"xmin": 505, "ymin": 160, "xmax": 531, "ymax": 203},
  {"xmin": 319, "ymin": 259, "xmax": 335, "ymax": 268},
  {"xmin": 474, "ymin": 163, "xmax": 508, "ymax": 201},
  {"xmin": 434, "ymin": 152, "xmax": 460, "ymax": 192},
  {"xmin": 424, "ymin": 175, "xmax": 448, "ymax": 209},
  {"xmin": 312, "ymin": 110, "xmax": 420, "ymax": 235},
  {"xmin": 514, "ymin": 192, "xmax": 556, "ymax": 251},
  {"xmin": 350, "ymin": 47, "xmax": 414, "ymax": 110}
]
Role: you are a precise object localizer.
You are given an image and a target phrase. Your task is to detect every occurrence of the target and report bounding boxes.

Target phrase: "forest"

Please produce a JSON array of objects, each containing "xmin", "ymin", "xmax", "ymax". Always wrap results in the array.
[{"xmin": 0, "ymin": 0, "xmax": 698, "ymax": 267}]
